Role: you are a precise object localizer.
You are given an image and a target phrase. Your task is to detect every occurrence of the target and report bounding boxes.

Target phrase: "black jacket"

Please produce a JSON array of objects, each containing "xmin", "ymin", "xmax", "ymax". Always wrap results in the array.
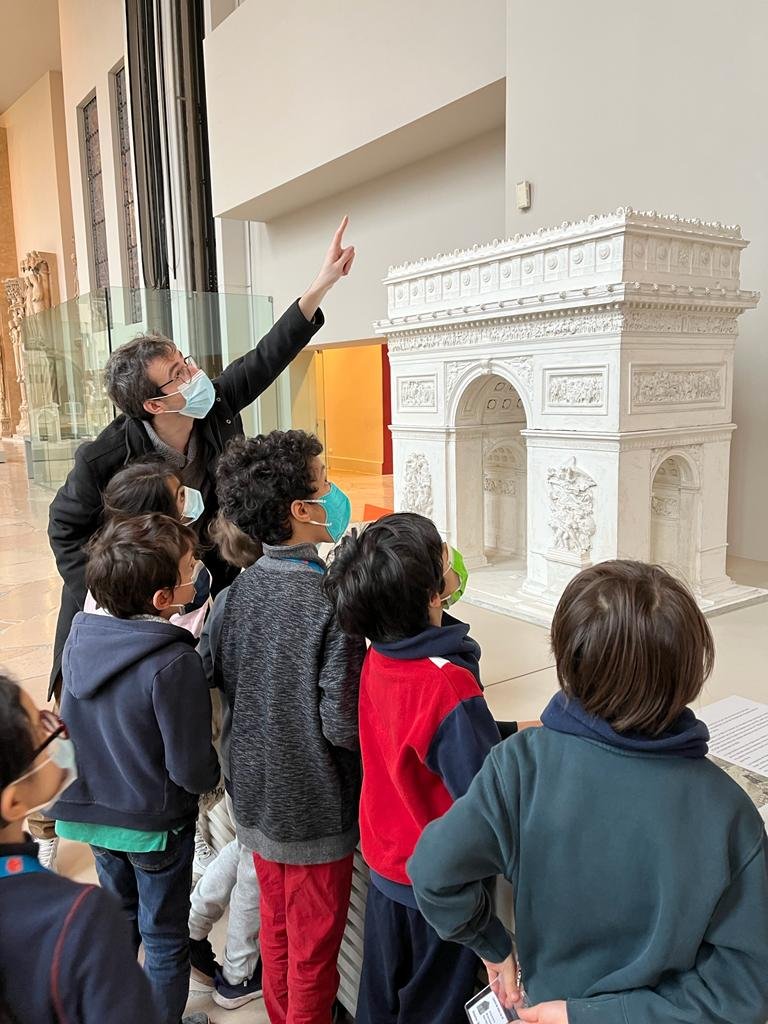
[
  {"xmin": 50, "ymin": 612, "xmax": 220, "ymax": 830},
  {"xmin": 0, "ymin": 839, "xmax": 160, "ymax": 1024},
  {"xmin": 47, "ymin": 300, "xmax": 323, "ymax": 695}
]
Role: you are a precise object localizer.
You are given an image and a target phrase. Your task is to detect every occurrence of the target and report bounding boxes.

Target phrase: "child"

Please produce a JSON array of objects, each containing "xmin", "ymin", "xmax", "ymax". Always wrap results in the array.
[
  {"xmin": 31, "ymin": 456, "xmax": 212, "ymax": 874},
  {"xmin": 48, "ymin": 514, "xmax": 220, "ymax": 1024},
  {"xmin": 409, "ymin": 560, "xmax": 768, "ymax": 1024},
  {"xmin": 323, "ymin": 512, "xmax": 502, "ymax": 1024},
  {"xmin": 86, "ymin": 455, "xmax": 212, "ymax": 637},
  {"xmin": 188, "ymin": 514, "xmax": 263, "ymax": 1009},
  {"xmin": 214, "ymin": 430, "xmax": 365, "ymax": 1024},
  {"xmin": 86, "ymin": 456, "xmax": 218, "ymax": 878},
  {"xmin": 0, "ymin": 671, "xmax": 161, "ymax": 1023}
]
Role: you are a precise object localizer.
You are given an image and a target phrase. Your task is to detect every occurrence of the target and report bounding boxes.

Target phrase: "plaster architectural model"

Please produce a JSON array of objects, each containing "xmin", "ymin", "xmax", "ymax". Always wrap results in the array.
[{"xmin": 376, "ymin": 206, "xmax": 765, "ymax": 622}]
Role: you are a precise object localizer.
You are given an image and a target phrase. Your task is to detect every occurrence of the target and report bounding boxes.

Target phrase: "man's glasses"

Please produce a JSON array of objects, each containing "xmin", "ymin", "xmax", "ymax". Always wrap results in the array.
[{"xmin": 155, "ymin": 355, "xmax": 199, "ymax": 395}]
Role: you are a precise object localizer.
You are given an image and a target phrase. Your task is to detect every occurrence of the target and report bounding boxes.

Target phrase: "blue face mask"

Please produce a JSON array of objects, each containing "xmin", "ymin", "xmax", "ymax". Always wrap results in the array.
[
  {"xmin": 183, "ymin": 563, "xmax": 212, "ymax": 614},
  {"xmin": 177, "ymin": 370, "xmax": 216, "ymax": 419},
  {"xmin": 306, "ymin": 483, "xmax": 352, "ymax": 543},
  {"xmin": 181, "ymin": 486, "xmax": 205, "ymax": 524}
]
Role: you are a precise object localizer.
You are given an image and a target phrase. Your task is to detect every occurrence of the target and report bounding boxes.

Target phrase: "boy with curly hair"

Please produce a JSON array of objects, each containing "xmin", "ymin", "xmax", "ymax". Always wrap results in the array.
[{"xmin": 213, "ymin": 430, "xmax": 365, "ymax": 1024}]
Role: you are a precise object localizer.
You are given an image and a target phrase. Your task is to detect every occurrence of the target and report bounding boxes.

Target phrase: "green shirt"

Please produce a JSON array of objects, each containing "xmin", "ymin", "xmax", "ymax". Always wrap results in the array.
[{"xmin": 55, "ymin": 820, "xmax": 169, "ymax": 853}]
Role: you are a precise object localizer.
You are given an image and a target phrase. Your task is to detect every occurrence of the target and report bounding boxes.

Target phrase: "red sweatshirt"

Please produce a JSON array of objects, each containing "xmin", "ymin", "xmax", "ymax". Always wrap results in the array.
[{"xmin": 359, "ymin": 624, "xmax": 500, "ymax": 905}]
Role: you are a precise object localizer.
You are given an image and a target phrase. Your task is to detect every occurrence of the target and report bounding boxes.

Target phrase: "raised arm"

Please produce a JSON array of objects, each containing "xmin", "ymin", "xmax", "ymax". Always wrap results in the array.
[{"xmin": 216, "ymin": 216, "xmax": 355, "ymax": 415}]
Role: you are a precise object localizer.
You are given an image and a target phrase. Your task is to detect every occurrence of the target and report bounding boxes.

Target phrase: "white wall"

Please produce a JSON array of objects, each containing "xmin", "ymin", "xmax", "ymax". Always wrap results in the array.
[
  {"xmin": 249, "ymin": 129, "xmax": 506, "ymax": 343},
  {"xmin": 506, "ymin": 0, "xmax": 768, "ymax": 562},
  {"xmin": 57, "ymin": 0, "xmax": 128, "ymax": 296},
  {"xmin": 205, "ymin": 0, "xmax": 505, "ymax": 219},
  {"xmin": 0, "ymin": 71, "xmax": 75, "ymax": 299}
]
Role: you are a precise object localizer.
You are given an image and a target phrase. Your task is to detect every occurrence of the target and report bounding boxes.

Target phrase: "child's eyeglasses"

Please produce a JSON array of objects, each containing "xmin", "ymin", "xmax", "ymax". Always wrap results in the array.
[{"xmin": 30, "ymin": 711, "xmax": 68, "ymax": 761}]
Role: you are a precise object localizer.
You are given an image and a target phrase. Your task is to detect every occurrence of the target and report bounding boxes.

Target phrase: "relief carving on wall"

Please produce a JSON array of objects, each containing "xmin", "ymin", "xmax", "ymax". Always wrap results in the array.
[
  {"xmin": 632, "ymin": 367, "xmax": 723, "ymax": 407},
  {"xmin": 547, "ymin": 372, "xmax": 604, "ymax": 407},
  {"xmin": 398, "ymin": 376, "xmax": 437, "ymax": 411},
  {"xmin": 484, "ymin": 476, "xmax": 516, "ymax": 496},
  {"xmin": 651, "ymin": 495, "xmax": 680, "ymax": 518},
  {"xmin": 624, "ymin": 310, "xmax": 738, "ymax": 336},
  {"xmin": 547, "ymin": 457, "xmax": 597, "ymax": 557},
  {"xmin": 401, "ymin": 453, "xmax": 433, "ymax": 517},
  {"xmin": 387, "ymin": 311, "xmax": 624, "ymax": 354}
]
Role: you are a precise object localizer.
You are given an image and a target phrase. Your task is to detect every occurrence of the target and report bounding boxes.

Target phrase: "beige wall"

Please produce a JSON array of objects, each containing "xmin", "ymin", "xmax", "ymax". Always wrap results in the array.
[
  {"xmin": 205, "ymin": 0, "xmax": 506, "ymax": 219},
  {"xmin": 505, "ymin": 0, "xmax": 768, "ymax": 562},
  {"xmin": 0, "ymin": 71, "xmax": 75, "ymax": 299},
  {"xmin": 58, "ymin": 0, "xmax": 127, "ymax": 295},
  {"xmin": 251, "ymin": 129, "xmax": 506, "ymax": 344}
]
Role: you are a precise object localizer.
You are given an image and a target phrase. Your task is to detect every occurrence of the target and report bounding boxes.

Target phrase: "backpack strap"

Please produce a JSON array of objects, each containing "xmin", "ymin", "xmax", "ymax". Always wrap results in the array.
[{"xmin": 50, "ymin": 884, "xmax": 96, "ymax": 1023}]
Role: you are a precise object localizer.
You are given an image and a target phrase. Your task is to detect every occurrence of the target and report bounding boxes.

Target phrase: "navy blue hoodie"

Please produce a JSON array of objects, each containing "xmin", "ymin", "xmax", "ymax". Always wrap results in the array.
[
  {"xmin": 410, "ymin": 694, "xmax": 768, "ymax": 1024},
  {"xmin": 50, "ymin": 612, "xmax": 220, "ymax": 831},
  {"xmin": 0, "ymin": 838, "xmax": 160, "ymax": 1023}
]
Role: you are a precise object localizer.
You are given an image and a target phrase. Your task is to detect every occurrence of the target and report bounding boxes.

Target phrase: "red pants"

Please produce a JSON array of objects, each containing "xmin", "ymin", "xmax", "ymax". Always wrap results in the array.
[{"xmin": 253, "ymin": 852, "xmax": 354, "ymax": 1024}]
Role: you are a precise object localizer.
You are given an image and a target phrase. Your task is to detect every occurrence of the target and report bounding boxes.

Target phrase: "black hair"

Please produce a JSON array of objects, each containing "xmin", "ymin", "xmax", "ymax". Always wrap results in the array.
[
  {"xmin": 216, "ymin": 431, "xmax": 323, "ymax": 546},
  {"xmin": 104, "ymin": 331, "xmax": 177, "ymax": 420},
  {"xmin": 0, "ymin": 674, "xmax": 39, "ymax": 1022},
  {"xmin": 0, "ymin": 673, "xmax": 36, "ymax": 819},
  {"xmin": 102, "ymin": 455, "xmax": 181, "ymax": 521},
  {"xmin": 324, "ymin": 513, "xmax": 444, "ymax": 642}
]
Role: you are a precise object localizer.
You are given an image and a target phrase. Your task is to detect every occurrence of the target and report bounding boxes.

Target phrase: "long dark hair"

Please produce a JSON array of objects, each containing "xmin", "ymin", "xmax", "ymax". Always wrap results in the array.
[
  {"xmin": 102, "ymin": 454, "xmax": 181, "ymax": 521},
  {"xmin": 0, "ymin": 673, "xmax": 34, "ymax": 1024}
]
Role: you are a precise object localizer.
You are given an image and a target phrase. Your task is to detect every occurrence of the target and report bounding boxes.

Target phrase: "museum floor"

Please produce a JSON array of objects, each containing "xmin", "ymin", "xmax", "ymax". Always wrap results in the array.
[{"xmin": 1, "ymin": 438, "xmax": 767, "ymax": 1021}]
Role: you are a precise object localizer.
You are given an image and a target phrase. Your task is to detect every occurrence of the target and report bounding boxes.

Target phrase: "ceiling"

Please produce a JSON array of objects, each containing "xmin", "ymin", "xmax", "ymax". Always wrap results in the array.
[{"xmin": 0, "ymin": 0, "xmax": 61, "ymax": 116}]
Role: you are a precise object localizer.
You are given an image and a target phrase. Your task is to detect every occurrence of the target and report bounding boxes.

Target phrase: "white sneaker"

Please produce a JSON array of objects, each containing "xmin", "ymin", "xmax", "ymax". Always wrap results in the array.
[
  {"xmin": 192, "ymin": 825, "xmax": 216, "ymax": 878},
  {"xmin": 36, "ymin": 837, "xmax": 59, "ymax": 872}
]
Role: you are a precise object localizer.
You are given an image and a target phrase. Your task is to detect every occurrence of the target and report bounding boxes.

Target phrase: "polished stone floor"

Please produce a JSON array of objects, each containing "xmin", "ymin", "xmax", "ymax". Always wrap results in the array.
[{"xmin": 1, "ymin": 437, "xmax": 767, "ymax": 1020}]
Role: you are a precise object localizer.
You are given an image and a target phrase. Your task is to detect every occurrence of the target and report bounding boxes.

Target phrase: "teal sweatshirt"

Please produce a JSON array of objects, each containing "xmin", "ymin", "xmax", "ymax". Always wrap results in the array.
[{"xmin": 408, "ymin": 699, "xmax": 768, "ymax": 1024}]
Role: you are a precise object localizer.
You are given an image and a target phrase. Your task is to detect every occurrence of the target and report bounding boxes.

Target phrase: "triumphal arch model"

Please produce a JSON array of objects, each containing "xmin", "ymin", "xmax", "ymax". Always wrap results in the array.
[{"xmin": 376, "ymin": 207, "xmax": 764, "ymax": 622}]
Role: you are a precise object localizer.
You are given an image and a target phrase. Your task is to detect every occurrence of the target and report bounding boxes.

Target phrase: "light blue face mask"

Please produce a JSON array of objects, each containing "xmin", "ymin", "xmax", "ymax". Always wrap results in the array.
[
  {"xmin": 176, "ymin": 370, "xmax": 216, "ymax": 419},
  {"xmin": 181, "ymin": 486, "xmax": 205, "ymax": 524},
  {"xmin": 306, "ymin": 483, "xmax": 352, "ymax": 543},
  {"xmin": 14, "ymin": 736, "xmax": 78, "ymax": 815}
]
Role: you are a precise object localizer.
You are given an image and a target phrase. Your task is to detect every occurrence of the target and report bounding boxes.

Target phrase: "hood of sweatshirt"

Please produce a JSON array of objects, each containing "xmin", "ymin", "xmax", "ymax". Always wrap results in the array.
[
  {"xmin": 541, "ymin": 691, "xmax": 709, "ymax": 758},
  {"xmin": 371, "ymin": 612, "xmax": 482, "ymax": 687},
  {"xmin": 63, "ymin": 611, "xmax": 198, "ymax": 699}
]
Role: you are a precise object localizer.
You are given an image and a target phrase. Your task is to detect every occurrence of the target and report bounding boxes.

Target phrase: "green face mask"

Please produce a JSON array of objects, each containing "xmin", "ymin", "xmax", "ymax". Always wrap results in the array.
[{"xmin": 442, "ymin": 545, "xmax": 469, "ymax": 609}]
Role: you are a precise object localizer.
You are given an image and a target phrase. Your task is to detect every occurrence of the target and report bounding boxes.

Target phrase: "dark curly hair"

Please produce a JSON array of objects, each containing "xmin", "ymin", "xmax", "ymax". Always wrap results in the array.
[
  {"xmin": 216, "ymin": 431, "xmax": 323, "ymax": 546},
  {"xmin": 324, "ymin": 513, "xmax": 444, "ymax": 643}
]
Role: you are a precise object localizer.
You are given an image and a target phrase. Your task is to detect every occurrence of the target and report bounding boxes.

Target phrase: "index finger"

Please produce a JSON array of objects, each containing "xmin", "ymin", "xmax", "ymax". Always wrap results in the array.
[{"xmin": 332, "ymin": 214, "xmax": 349, "ymax": 246}]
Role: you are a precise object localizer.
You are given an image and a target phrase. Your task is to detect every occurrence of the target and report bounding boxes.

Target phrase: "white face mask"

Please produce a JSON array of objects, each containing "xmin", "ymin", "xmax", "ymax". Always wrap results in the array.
[{"xmin": 15, "ymin": 736, "xmax": 78, "ymax": 816}]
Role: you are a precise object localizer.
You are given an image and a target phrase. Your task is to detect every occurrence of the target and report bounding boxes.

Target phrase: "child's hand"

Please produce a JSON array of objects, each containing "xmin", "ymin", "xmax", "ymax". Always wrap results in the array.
[
  {"xmin": 518, "ymin": 1001, "xmax": 569, "ymax": 1023},
  {"xmin": 481, "ymin": 953, "xmax": 520, "ymax": 1008}
]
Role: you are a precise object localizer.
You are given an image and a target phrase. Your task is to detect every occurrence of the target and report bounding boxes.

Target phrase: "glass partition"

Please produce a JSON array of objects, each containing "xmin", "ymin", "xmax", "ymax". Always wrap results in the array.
[{"xmin": 20, "ymin": 286, "xmax": 275, "ymax": 488}]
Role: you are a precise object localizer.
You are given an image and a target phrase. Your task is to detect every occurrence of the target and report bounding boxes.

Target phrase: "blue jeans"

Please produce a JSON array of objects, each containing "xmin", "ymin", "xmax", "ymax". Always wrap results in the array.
[{"xmin": 91, "ymin": 824, "xmax": 195, "ymax": 1024}]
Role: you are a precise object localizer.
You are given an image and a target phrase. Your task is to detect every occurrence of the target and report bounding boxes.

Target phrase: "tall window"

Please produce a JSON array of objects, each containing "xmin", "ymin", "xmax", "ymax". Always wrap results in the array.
[
  {"xmin": 82, "ymin": 96, "xmax": 110, "ymax": 289},
  {"xmin": 114, "ymin": 66, "xmax": 141, "ymax": 316}
]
